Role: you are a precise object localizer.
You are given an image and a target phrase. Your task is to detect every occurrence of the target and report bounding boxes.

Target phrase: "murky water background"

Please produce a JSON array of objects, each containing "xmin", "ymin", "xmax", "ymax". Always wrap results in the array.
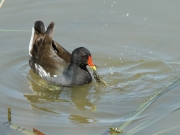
[{"xmin": 0, "ymin": 0, "xmax": 180, "ymax": 135}]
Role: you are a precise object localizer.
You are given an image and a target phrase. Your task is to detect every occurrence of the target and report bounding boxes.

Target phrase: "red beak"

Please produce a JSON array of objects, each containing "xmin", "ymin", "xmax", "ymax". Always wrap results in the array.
[{"xmin": 87, "ymin": 56, "xmax": 96, "ymax": 70}]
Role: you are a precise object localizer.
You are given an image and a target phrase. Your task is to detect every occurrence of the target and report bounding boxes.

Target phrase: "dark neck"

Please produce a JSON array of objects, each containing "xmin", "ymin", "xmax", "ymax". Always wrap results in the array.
[
  {"xmin": 69, "ymin": 62, "xmax": 87, "ymax": 70},
  {"xmin": 66, "ymin": 63, "xmax": 92, "ymax": 85}
]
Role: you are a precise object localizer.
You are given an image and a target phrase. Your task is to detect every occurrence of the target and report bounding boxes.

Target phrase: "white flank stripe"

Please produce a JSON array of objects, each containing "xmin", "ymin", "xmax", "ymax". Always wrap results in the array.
[{"xmin": 35, "ymin": 63, "xmax": 50, "ymax": 78}]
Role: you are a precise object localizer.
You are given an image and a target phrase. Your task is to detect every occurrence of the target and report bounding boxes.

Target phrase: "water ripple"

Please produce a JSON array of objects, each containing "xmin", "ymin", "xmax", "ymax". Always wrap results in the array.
[{"xmin": 1, "ymin": 49, "xmax": 180, "ymax": 127}]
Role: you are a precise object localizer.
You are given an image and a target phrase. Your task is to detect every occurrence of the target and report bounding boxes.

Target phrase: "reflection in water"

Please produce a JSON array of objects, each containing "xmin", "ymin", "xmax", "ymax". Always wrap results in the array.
[
  {"xmin": 25, "ymin": 70, "xmax": 98, "ymax": 123},
  {"xmin": 24, "ymin": 89, "xmax": 62, "ymax": 103},
  {"xmin": 69, "ymin": 115, "xmax": 97, "ymax": 124},
  {"xmin": 70, "ymin": 87, "xmax": 97, "ymax": 111}
]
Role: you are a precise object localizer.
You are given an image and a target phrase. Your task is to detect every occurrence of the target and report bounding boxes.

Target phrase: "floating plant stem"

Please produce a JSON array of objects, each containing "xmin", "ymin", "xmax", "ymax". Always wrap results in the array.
[
  {"xmin": 4, "ymin": 122, "xmax": 35, "ymax": 135},
  {"xmin": 128, "ymin": 114, "xmax": 166, "ymax": 135},
  {"xmin": 33, "ymin": 128, "xmax": 45, "ymax": 135},
  {"xmin": 152, "ymin": 124, "xmax": 180, "ymax": 135},
  {"xmin": 102, "ymin": 77, "xmax": 180, "ymax": 135},
  {"xmin": 118, "ymin": 77, "xmax": 180, "ymax": 131},
  {"xmin": 5, "ymin": 108, "xmax": 45, "ymax": 135},
  {"xmin": 128, "ymin": 109, "xmax": 180, "ymax": 135}
]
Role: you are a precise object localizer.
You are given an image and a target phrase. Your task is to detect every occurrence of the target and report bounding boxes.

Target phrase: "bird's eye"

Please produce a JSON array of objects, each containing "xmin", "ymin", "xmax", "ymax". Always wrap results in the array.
[{"xmin": 81, "ymin": 54, "xmax": 85, "ymax": 58}]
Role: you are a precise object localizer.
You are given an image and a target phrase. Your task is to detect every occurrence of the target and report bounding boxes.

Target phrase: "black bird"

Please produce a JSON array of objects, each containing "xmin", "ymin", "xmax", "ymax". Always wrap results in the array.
[{"xmin": 29, "ymin": 21, "xmax": 96, "ymax": 86}]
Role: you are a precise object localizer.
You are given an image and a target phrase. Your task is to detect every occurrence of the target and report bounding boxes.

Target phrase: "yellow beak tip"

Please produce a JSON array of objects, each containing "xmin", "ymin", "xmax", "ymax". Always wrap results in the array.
[{"xmin": 90, "ymin": 66, "xmax": 96, "ymax": 71}]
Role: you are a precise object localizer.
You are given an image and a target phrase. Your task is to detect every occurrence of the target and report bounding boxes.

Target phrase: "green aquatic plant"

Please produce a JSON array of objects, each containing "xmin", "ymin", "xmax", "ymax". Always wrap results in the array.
[
  {"xmin": 7, "ymin": 108, "xmax": 11, "ymax": 122},
  {"xmin": 93, "ymin": 69, "xmax": 108, "ymax": 86}
]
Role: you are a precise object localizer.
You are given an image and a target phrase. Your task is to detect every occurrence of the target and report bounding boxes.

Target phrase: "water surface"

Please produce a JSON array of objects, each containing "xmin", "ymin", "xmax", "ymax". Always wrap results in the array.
[{"xmin": 0, "ymin": 0, "xmax": 180, "ymax": 135}]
